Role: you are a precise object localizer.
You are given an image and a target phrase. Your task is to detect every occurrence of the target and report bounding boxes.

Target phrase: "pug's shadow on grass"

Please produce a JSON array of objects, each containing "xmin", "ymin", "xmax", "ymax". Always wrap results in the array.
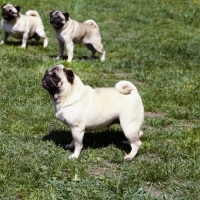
[
  {"xmin": 3, "ymin": 40, "xmax": 43, "ymax": 47},
  {"xmin": 48, "ymin": 54, "xmax": 99, "ymax": 61},
  {"xmin": 42, "ymin": 128, "xmax": 131, "ymax": 152},
  {"xmin": 2, "ymin": 41, "xmax": 22, "ymax": 46}
]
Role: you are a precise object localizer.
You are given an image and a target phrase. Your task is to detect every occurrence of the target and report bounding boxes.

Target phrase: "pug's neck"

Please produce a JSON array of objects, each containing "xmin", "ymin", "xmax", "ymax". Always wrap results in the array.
[{"xmin": 53, "ymin": 74, "xmax": 86, "ymax": 108}]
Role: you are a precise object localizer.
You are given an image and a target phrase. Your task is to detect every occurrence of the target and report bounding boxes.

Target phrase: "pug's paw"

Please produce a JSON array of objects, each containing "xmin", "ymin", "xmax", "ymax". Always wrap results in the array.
[{"xmin": 68, "ymin": 154, "xmax": 78, "ymax": 159}]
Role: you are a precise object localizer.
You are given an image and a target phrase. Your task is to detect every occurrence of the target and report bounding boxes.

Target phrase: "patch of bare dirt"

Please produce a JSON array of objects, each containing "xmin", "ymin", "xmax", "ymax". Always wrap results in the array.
[
  {"xmin": 144, "ymin": 186, "xmax": 164, "ymax": 199},
  {"xmin": 115, "ymin": 72, "xmax": 128, "ymax": 78},
  {"xmin": 147, "ymin": 153, "xmax": 161, "ymax": 163},
  {"xmin": 179, "ymin": 120, "xmax": 198, "ymax": 128},
  {"xmin": 145, "ymin": 112, "xmax": 165, "ymax": 118},
  {"xmin": 164, "ymin": 120, "xmax": 198, "ymax": 131},
  {"xmin": 86, "ymin": 159, "xmax": 118, "ymax": 177},
  {"xmin": 103, "ymin": 18, "xmax": 121, "ymax": 24}
]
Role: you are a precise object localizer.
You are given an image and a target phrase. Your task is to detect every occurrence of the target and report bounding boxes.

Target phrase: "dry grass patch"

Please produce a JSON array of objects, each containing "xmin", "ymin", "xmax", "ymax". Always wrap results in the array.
[
  {"xmin": 86, "ymin": 159, "xmax": 118, "ymax": 177},
  {"xmin": 145, "ymin": 111, "xmax": 165, "ymax": 118},
  {"xmin": 144, "ymin": 185, "xmax": 165, "ymax": 199}
]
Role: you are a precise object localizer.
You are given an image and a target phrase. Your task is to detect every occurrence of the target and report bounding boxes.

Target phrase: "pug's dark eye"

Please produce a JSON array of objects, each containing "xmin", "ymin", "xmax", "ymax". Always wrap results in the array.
[
  {"xmin": 52, "ymin": 73, "xmax": 59, "ymax": 81},
  {"xmin": 9, "ymin": 9, "xmax": 14, "ymax": 14}
]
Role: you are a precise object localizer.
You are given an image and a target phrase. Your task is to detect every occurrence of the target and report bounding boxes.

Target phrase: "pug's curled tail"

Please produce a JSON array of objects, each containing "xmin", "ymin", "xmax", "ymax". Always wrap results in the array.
[
  {"xmin": 25, "ymin": 10, "xmax": 40, "ymax": 17},
  {"xmin": 84, "ymin": 20, "xmax": 99, "ymax": 30},
  {"xmin": 115, "ymin": 81, "xmax": 138, "ymax": 95}
]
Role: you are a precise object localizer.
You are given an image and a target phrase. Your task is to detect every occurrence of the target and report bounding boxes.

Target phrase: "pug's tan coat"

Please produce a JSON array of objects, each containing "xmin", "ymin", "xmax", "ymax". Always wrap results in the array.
[
  {"xmin": 42, "ymin": 65, "xmax": 144, "ymax": 161},
  {"xmin": 1, "ymin": 4, "xmax": 48, "ymax": 48},
  {"xmin": 50, "ymin": 11, "xmax": 105, "ymax": 62}
]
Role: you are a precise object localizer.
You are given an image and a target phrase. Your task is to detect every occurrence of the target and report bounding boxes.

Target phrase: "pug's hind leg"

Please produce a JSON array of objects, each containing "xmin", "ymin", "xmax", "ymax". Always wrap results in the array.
[
  {"xmin": 92, "ymin": 43, "xmax": 106, "ymax": 62},
  {"xmin": 68, "ymin": 129, "xmax": 85, "ymax": 159},
  {"xmin": 32, "ymin": 33, "xmax": 40, "ymax": 45},
  {"xmin": 65, "ymin": 140, "xmax": 74, "ymax": 149},
  {"xmin": 121, "ymin": 122, "xmax": 142, "ymax": 161},
  {"xmin": 122, "ymin": 130, "xmax": 143, "ymax": 144},
  {"xmin": 36, "ymin": 28, "xmax": 48, "ymax": 48},
  {"xmin": 85, "ymin": 43, "xmax": 96, "ymax": 59},
  {"xmin": 124, "ymin": 139, "xmax": 142, "ymax": 161}
]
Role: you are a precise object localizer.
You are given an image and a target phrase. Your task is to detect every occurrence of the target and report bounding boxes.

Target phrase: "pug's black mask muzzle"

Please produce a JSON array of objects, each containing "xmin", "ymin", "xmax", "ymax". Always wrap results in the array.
[
  {"xmin": 42, "ymin": 73, "xmax": 60, "ymax": 95},
  {"xmin": 2, "ymin": 9, "xmax": 16, "ymax": 20},
  {"xmin": 50, "ymin": 17, "xmax": 64, "ymax": 28}
]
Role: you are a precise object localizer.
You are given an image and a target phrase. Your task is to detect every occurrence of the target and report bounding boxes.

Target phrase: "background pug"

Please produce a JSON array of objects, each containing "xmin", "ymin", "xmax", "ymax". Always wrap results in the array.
[
  {"xmin": 50, "ymin": 11, "xmax": 106, "ymax": 62},
  {"xmin": 1, "ymin": 4, "xmax": 48, "ymax": 48},
  {"xmin": 42, "ymin": 64, "xmax": 144, "ymax": 161}
]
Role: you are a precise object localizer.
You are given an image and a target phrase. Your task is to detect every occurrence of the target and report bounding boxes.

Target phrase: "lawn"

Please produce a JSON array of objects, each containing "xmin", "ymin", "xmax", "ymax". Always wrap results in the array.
[{"xmin": 0, "ymin": 0, "xmax": 199, "ymax": 199}]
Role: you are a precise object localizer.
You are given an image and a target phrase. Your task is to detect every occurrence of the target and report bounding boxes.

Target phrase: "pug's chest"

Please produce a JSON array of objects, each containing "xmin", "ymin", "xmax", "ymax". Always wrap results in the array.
[
  {"xmin": 55, "ymin": 106, "xmax": 82, "ymax": 128},
  {"xmin": 56, "ymin": 110, "xmax": 67, "ymax": 124},
  {"xmin": 3, "ymin": 23, "xmax": 24, "ymax": 37},
  {"xmin": 3, "ymin": 23, "xmax": 14, "ymax": 32},
  {"xmin": 55, "ymin": 108, "xmax": 74, "ymax": 127}
]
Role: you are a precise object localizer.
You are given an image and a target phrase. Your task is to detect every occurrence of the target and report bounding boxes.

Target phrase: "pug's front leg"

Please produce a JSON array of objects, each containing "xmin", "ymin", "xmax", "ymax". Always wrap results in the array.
[
  {"xmin": 22, "ymin": 32, "xmax": 28, "ymax": 48},
  {"xmin": 56, "ymin": 40, "xmax": 64, "ymax": 60},
  {"xmin": 66, "ymin": 41, "xmax": 74, "ymax": 62},
  {"xmin": 68, "ymin": 128, "xmax": 85, "ymax": 159},
  {"xmin": 1, "ymin": 31, "xmax": 9, "ymax": 45}
]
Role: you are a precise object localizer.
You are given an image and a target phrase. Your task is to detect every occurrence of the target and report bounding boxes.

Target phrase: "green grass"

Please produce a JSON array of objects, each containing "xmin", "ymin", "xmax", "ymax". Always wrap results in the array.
[{"xmin": 0, "ymin": 0, "xmax": 199, "ymax": 199}]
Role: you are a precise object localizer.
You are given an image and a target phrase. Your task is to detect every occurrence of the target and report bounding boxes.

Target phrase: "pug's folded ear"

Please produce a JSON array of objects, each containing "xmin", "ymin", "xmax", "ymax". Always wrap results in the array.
[
  {"xmin": 14, "ymin": 5, "xmax": 20, "ymax": 12},
  {"xmin": 63, "ymin": 12, "xmax": 69, "ymax": 20},
  {"xmin": 63, "ymin": 68, "xmax": 74, "ymax": 84}
]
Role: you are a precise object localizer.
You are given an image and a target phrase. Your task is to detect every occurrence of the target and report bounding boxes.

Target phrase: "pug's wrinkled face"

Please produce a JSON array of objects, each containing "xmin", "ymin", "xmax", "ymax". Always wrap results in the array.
[
  {"xmin": 1, "ymin": 4, "xmax": 20, "ymax": 21},
  {"xmin": 50, "ymin": 11, "xmax": 70, "ymax": 29},
  {"xmin": 42, "ymin": 65, "xmax": 74, "ymax": 96}
]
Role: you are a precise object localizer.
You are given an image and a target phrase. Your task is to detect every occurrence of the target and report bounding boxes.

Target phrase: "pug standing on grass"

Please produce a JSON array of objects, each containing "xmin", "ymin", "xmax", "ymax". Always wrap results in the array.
[
  {"xmin": 1, "ymin": 4, "xmax": 48, "ymax": 48},
  {"xmin": 50, "ymin": 11, "xmax": 106, "ymax": 62},
  {"xmin": 42, "ymin": 64, "xmax": 144, "ymax": 161}
]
